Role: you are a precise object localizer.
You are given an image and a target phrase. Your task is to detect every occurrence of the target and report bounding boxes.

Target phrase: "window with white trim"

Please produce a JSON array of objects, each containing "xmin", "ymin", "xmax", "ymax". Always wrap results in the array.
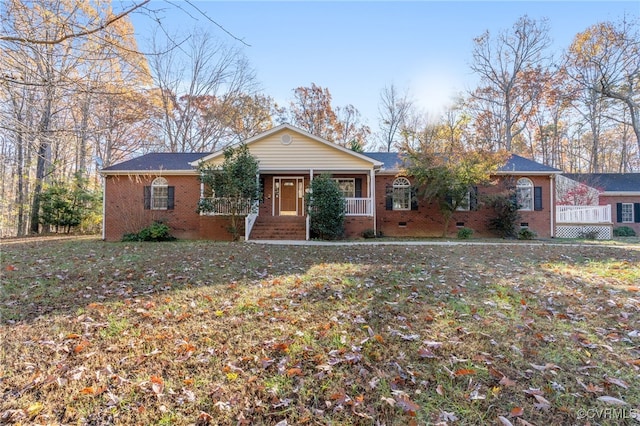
[
  {"xmin": 332, "ymin": 178, "xmax": 355, "ymax": 198},
  {"xmin": 456, "ymin": 191, "xmax": 471, "ymax": 211},
  {"xmin": 393, "ymin": 177, "xmax": 411, "ymax": 210},
  {"xmin": 516, "ymin": 178, "xmax": 533, "ymax": 211},
  {"xmin": 621, "ymin": 203, "xmax": 633, "ymax": 223},
  {"xmin": 151, "ymin": 177, "xmax": 169, "ymax": 210}
]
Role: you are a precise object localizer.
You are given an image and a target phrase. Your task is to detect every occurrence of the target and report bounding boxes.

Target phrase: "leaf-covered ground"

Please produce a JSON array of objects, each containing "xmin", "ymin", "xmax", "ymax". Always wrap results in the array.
[{"xmin": 1, "ymin": 238, "xmax": 639, "ymax": 425}]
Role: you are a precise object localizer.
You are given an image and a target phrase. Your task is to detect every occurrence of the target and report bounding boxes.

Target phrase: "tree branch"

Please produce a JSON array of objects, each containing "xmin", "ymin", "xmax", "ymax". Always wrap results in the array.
[{"xmin": 0, "ymin": 0, "xmax": 151, "ymax": 45}]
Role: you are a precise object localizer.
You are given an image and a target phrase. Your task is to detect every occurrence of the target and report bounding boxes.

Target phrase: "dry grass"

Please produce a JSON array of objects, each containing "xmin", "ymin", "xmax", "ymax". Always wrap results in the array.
[{"xmin": 1, "ymin": 238, "xmax": 639, "ymax": 425}]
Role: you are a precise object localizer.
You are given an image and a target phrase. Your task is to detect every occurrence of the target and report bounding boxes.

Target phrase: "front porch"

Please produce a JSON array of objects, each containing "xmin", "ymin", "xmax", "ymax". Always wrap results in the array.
[
  {"xmin": 199, "ymin": 196, "xmax": 374, "ymax": 240},
  {"xmin": 555, "ymin": 205, "xmax": 613, "ymax": 239}
]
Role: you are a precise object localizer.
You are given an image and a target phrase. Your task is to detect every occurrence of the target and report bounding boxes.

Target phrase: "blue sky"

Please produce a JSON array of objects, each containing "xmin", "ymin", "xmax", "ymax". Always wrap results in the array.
[{"xmin": 132, "ymin": 1, "xmax": 639, "ymax": 127}]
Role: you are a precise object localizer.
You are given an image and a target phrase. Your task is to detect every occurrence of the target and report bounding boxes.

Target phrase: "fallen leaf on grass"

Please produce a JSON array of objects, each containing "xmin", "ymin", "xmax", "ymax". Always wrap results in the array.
[
  {"xmin": 530, "ymin": 362, "xmax": 561, "ymax": 372},
  {"xmin": 439, "ymin": 411, "xmax": 458, "ymax": 422},
  {"xmin": 150, "ymin": 375, "xmax": 164, "ymax": 395},
  {"xmin": 597, "ymin": 396, "xmax": 628, "ymax": 405},
  {"xmin": 73, "ymin": 340, "xmax": 90, "ymax": 354},
  {"xmin": 395, "ymin": 395, "xmax": 420, "ymax": 415},
  {"xmin": 576, "ymin": 378, "xmax": 603, "ymax": 393},
  {"xmin": 497, "ymin": 416, "xmax": 514, "ymax": 426},
  {"xmin": 380, "ymin": 396, "xmax": 395, "ymax": 407},
  {"xmin": 510, "ymin": 406, "xmax": 524, "ymax": 417},
  {"xmin": 79, "ymin": 386, "xmax": 106, "ymax": 396},
  {"xmin": 286, "ymin": 367, "xmax": 302, "ymax": 377},
  {"xmin": 26, "ymin": 402, "xmax": 43, "ymax": 417},
  {"xmin": 418, "ymin": 347, "xmax": 437, "ymax": 358},
  {"xmin": 604, "ymin": 376, "xmax": 629, "ymax": 389},
  {"xmin": 499, "ymin": 376, "xmax": 517, "ymax": 387},
  {"xmin": 533, "ymin": 394, "xmax": 551, "ymax": 410},
  {"xmin": 454, "ymin": 368, "xmax": 476, "ymax": 377},
  {"xmin": 197, "ymin": 411, "xmax": 213, "ymax": 425}
]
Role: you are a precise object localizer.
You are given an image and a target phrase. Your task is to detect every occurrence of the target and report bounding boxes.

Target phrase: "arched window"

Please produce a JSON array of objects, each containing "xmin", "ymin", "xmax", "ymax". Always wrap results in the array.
[
  {"xmin": 151, "ymin": 177, "xmax": 169, "ymax": 210},
  {"xmin": 516, "ymin": 178, "xmax": 533, "ymax": 211},
  {"xmin": 393, "ymin": 177, "xmax": 411, "ymax": 210}
]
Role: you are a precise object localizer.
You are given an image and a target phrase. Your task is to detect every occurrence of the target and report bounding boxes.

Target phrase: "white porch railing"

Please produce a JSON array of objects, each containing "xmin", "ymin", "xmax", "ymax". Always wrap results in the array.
[
  {"xmin": 244, "ymin": 201, "xmax": 259, "ymax": 241},
  {"xmin": 556, "ymin": 205, "xmax": 611, "ymax": 223},
  {"xmin": 199, "ymin": 197, "xmax": 253, "ymax": 216},
  {"xmin": 345, "ymin": 197, "xmax": 372, "ymax": 216}
]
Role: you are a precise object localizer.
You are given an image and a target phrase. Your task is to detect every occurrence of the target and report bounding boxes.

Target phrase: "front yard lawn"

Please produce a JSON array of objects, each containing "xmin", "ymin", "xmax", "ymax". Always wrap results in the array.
[{"xmin": 1, "ymin": 239, "xmax": 639, "ymax": 425}]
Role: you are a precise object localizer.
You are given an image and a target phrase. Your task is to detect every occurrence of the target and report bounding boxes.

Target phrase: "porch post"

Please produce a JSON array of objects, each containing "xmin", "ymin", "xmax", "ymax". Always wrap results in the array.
[{"xmin": 370, "ymin": 168, "xmax": 376, "ymax": 234}]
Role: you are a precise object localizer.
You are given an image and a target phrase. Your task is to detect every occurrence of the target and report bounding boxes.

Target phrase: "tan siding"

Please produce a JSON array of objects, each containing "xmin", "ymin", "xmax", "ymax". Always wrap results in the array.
[{"xmin": 206, "ymin": 129, "xmax": 374, "ymax": 170}]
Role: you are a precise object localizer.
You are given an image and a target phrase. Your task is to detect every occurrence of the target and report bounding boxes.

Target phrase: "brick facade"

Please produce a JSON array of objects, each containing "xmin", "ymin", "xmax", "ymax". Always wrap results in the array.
[
  {"xmin": 103, "ymin": 174, "xmax": 202, "ymax": 241},
  {"xmin": 104, "ymin": 172, "xmax": 555, "ymax": 241},
  {"xmin": 600, "ymin": 195, "xmax": 640, "ymax": 235},
  {"xmin": 374, "ymin": 174, "xmax": 554, "ymax": 238}
]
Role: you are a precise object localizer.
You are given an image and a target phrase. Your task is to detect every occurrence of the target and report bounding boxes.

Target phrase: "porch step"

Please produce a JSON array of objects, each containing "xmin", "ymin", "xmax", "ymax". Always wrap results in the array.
[{"xmin": 249, "ymin": 216, "xmax": 306, "ymax": 240}]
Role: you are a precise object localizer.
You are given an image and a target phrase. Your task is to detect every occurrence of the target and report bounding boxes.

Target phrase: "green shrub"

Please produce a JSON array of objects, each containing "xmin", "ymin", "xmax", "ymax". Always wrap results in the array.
[
  {"xmin": 517, "ymin": 228, "xmax": 537, "ymax": 240},
  {"xmin": 613, "ymin": 226, "xmax": 636, "ymax": 237},
  {"xmin": 457, "ymin": 227, "xmax": 473, "ymax": 239},
  {"xmin": 361, "ymin": 229, "xmax": 378, "ymax": 239},
  {"xmin": 122, "ymin": 222, "xmax": 175, "ymax": 242},
  {"xmin": 305, "ymin": 174, "xmax": 345, "ymax": 240},
  {"xmin": 487, "ymin": 192, "xmax": 519, "ymax": 238}
]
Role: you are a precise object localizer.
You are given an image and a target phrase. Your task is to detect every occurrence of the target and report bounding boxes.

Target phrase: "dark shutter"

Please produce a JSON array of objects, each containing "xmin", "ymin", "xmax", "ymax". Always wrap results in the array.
[
  {"xmin": 385, "ymin": 184, "xmax": 393, "ymax": 210},
  {"xmin": 634, "ymin": 203, "xmax": 640, "ymax": 223},
  {"xmin": 616, "ymin": 203, "xmax": 623, "ymax": 223},
  {"xmin": 144, "ymin": 186, "xmax": 151, "ymax": 210},
  {"xmin": 445, "ymin": 194, "xmax": 453, "ymax": 208},
  {"xmin": 411, "ymin": 187, "xmax": 418, "ymax": 210},
  {"xmin": 534, "ymin": 187, "xmax": 543, "ymax": 211},
  {"xmin": 355, "ymin": 178, "xmax": 362, "ymax": 198},
  {"xmin": 167, "ymin": 186, "xmax": 175, "ymax": 210},
  {"xmin": 470, "ymin": 186, "xmax": 478, "ymax": 211}
]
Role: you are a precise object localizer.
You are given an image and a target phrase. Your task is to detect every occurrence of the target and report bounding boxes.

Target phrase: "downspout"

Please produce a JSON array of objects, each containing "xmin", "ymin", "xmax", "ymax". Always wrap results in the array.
[
  {"xmin": 370, "ymin": 168, "xmax": 376, "ymax": 235},
  {"xmin": 550, "ymin": 175, "xmax": 555, "ymax": 238},
  {"xmin": 101, "ymin": 175, "xmax": 106, "ymax": 240},
  {"xmin": 307, "ymin": 169, "xmax": 313, "ymax": 240}
]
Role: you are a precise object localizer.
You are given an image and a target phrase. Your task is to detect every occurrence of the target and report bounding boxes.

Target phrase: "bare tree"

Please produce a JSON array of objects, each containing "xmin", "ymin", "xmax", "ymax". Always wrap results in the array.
[
  {"xmin": 470, "ymin": 15, "xmax": 552, "ymax": 151},
  {"xmin": 149, "ymin": 29, "xmax": 258, "ymax": 152},
  {"xmin": 567, "ymin": 19, "xmax": 640, "ymax": 157},
  {"xmin": 334, "ymin": 104, "xmax": 371, "ymax": 148},
  {"xmin": 377, "ymin": 84, "xmax": 413, "ymax": 152}
]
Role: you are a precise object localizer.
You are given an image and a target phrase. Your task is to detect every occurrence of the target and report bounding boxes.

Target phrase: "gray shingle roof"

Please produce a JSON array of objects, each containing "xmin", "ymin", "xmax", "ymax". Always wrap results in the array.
[
  {"xmin": 101, "ymin": 151, "xmax": 560, "ymax": 175},
  {"xmin": 562, "ymin": 173, "xmax": 640, "ymax": 192},
  {"xmin": 362, "ymin": 152, "xmax": 405, "ymax": 170},
  {"xmin": 497, "ymin": 154, "xmax": 562, "ymax": 173},
  {"xmin": 101, "ymin": 153, "xmax": 208, "ymax": 173},
  {"xmin": 363, "ymin": 152, "xmax": 560, "ymax": 174}
]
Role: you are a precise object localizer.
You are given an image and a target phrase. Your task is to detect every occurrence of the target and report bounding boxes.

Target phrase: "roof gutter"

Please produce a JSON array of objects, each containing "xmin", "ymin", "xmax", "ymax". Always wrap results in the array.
[{"xmin": 99, "ymin": 170, "xmax": 199, "ymax": 176}]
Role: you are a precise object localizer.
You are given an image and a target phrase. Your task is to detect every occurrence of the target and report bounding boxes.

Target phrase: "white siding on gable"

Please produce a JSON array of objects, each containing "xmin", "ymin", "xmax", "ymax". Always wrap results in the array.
[{"xmin": 205, "ymin": 130, "xmax": 375, "ymax": 170}]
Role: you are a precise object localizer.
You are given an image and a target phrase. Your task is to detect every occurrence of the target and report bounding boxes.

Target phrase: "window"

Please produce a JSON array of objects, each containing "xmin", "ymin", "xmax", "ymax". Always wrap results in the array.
[
  {"xmin": 332, "ymin": 178, "xmax": 355, "ymax": 198},
  {"xmin": 151, "ymin": 177, "xmax": 168, "ymax": 210},
  {"xmin": 621, "ymin": 203, "xmax": 633, "ymax": 223},
  {"xmin": 516, "ymin": 178, "xmax": 533, "ymax": 211},
  {"xmin": 456, "ymin": 191, "xmax": 471, "ymax": 211},
  {"xmin": 144, "ymin": 178, "xmax": 174, "ymax": 210},
  {"xmin": 392, "ymin": 177, "xmax": 411, "ymax": 210}
]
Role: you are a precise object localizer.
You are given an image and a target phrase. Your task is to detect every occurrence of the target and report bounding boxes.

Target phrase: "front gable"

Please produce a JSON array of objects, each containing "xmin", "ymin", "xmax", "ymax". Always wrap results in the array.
[{"xmin": 192, "ymin": 124, "xmax": 382, "ymax": 171}]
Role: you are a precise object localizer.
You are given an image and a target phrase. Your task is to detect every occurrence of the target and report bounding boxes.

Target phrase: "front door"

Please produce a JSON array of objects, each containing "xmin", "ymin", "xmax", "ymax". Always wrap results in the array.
[{"xmin": 280, "ymin": 179, "xmax": 298, "ymax": 215}]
